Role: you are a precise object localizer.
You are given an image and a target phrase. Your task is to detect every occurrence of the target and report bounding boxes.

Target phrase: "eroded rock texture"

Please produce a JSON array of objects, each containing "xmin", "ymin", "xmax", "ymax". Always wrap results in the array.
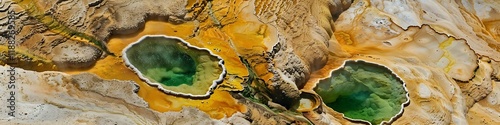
[
  {"xmin": 0, "ymin": 0, "xmax": 499, "ymax": 124},
  {"xmin": 0, "ymin": 66, "xmax": 249, "ymax": 124}
]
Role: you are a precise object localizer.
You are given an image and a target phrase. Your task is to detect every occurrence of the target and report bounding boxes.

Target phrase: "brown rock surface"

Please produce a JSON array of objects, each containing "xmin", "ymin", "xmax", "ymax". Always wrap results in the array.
[
  {"xmin": 0, "ymin": 66, "xmax": 249, "ymax": 124},
  {"xmin": 0, "ymin": 0, "xmax": 499, "ymax": 124}
]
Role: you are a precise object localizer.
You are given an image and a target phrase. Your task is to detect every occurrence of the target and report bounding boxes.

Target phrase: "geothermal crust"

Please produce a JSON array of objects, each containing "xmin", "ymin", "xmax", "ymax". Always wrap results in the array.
[
  {"xmin": 0, "ymin": 0, "xmax": 499, "ymax": 124},
  {"xmin": 0, "ymin": 66, "xmax": 249, "ymax": 125}
]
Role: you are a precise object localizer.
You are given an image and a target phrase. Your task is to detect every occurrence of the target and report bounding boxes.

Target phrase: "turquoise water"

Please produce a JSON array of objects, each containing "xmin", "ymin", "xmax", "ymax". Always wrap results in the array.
[
  {"xmin": 125, "ymin": 37, "xmax": 197, "ymax": 86},
  {"xmin": 314, "ymin": 61, "xmax": 407, "ymax": 124}
]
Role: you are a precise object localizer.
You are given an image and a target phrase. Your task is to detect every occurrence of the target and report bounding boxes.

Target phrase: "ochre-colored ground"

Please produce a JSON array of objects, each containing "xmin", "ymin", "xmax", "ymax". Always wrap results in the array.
[
  {"xmin": 64, "ymin": 20, "xmax": 249, "ymax": 119},
  {"xmin": 10, "ymin": 0, "xmax": 277, "ymax": 119}
]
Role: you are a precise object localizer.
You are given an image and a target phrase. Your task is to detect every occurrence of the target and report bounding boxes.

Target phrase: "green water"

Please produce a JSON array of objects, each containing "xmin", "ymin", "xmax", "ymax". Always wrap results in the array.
[
  {"xmin": 314, "ymin": 61, "xmax": 407, "ymax": 124},
  {"xmin": 125, "ymin": 37, "xmax": 197, "ymax": 86}
]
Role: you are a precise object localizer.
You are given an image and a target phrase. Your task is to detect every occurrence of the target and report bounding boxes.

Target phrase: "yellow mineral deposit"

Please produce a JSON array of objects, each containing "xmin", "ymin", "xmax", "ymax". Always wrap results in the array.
[
  {"xmin": 64, "ymin": 20, "xmax": 246, "ymax": 119},
  {"xmin": 0, "ymin": 46, "xmax": 56, "ymax": 71},
  {"xmin": 1, "ymin": 0, "xmax": 500, "ymax": 124},
  {"xmin": 63, "ymin": 0, "xmax": 277, "ymax": 118},
  {"xmin": 304, "ymin": 0, "xmax": 499, "ymax": 124}
]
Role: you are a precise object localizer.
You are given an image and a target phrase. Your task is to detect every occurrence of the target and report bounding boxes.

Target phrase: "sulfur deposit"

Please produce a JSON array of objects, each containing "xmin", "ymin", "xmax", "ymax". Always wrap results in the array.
[{"xmin": 0, "ymin": 0, "xmax": 499, "ymax": 124}]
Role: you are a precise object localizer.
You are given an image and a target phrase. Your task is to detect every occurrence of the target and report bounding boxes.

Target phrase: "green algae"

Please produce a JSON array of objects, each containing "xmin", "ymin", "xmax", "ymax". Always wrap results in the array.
[
  {"xmin": 125, "ymin": 37, "xmax": 198, "ymax": 86},
  {"xmin": 239, "ymin": 57, "xmax": 272, "ymax": 104},
  {"xmin": 124, "ymin": 36, "xmax": 225, "ymax": 96},
  {"xmin": 314, "ymin": 60, "xmax": 407, "ymax": 125}
]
